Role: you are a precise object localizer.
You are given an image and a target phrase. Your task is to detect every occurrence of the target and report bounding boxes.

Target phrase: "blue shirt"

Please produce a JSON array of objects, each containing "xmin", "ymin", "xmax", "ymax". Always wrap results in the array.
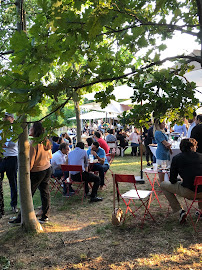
[
  {"xmin": 52, "ymin": 141, "xmax": 59, "ymax": 154},
  {"xmin": 187, "ymin": 122, "xmax": 196, "ymax": 138},
  {"xmin": 174, "ymin": 124, "xmax": 187, "ymax": 136},
  {"xmin": 68, "ymin": 147, "xmax": 88, "ymax": 174},
  {"xmin": 106, "ymin": 134, "xmax": 117, "ymax": 142},
  {"xmin": 87, "ymin": 147, "xmax": 109, "ymax": 165},
  {"xmin": 155, "ymin": 130, "xmax": 170, "ymax": 160}
]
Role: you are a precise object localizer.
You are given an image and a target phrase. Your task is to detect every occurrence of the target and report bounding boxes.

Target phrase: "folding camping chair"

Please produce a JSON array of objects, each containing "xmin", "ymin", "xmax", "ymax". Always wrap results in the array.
[
  {"xmin": 184, "ymin": 176, "xmax": 202, "ymax": 233},
  {"xmin": 106, "ymin": 152, "xmax": 115, "ymax": 170},
  {"xmin": 107, "ymin": 142, "xmax": 117, "ymax": 154},
  {"xmin": 113, "ymin": 173, "xmax": 155, "ymax": 227},
  {"xmin": 49, "ymin": 175, "xmax": 63, "ymax": 196},
  {"xmin": 61, "ymin": 165, "xmax": 85, "ymax": 203}
]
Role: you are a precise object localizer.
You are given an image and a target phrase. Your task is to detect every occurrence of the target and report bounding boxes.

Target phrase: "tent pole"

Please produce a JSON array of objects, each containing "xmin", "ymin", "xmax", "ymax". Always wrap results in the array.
[{"xmin": 135, "ymin": 100, "xmax": 145, "ymax": 184}]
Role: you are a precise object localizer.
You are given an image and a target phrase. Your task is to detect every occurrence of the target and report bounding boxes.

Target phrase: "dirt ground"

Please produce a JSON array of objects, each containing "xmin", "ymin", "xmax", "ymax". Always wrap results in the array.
[{"xmin": 0, "ymin": 164, "xmax": 202, "ymax": 269}]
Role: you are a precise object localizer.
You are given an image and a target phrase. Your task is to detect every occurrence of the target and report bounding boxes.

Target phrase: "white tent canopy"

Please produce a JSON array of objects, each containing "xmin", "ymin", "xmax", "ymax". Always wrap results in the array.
[
  {"xmin": 68, "ymin": 111, "xmax": 118, "ymax": 120},
  {"xmin": 80, "ymin": 100, "xmax": 132, "ymax": 114},
  {"xmin": 84, "ymin": 85, "xmax": 134, "ymax": 100},
  {"xmin": 184, "ymin": 69, "xmax": 202, "ymax": 87}
]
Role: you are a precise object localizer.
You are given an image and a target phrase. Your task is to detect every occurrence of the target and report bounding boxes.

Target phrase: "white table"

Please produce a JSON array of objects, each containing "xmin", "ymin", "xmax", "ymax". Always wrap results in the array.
[{"xmin": 149, "ymin": 145, "xmax": 181, "ymax": 162}]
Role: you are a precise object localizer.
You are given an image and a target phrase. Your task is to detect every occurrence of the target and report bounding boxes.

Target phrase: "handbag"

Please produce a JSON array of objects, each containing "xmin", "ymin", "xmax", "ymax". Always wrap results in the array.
[{"xmin": 112, "ymin": 174, "xmax": 123, "ymax": 225}]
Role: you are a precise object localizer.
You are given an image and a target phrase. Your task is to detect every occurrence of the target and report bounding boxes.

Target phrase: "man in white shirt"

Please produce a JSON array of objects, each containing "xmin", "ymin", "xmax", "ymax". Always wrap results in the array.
[
  {"xmin": 51, "ymin": 143, "xmax": 74, "ymax": 195},
  {"xmin": 187, "ymin": 112, "xmax": 197, "ymax": 138},
  {"xmin": 0, "ymin": 113, "xmax": 18, "ymax": 213}
]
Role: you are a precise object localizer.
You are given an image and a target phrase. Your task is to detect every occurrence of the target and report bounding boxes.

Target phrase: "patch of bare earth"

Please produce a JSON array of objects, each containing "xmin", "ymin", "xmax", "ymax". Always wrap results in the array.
[{"xmin": 0, "ymin": 172, "xmax": 201, "ymax": 269}]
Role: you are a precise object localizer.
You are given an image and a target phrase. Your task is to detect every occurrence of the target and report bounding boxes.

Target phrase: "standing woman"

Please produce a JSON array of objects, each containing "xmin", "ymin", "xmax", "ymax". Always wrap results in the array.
[
  {"xmin": 154, "ymin": 119, "xmax": 172, "ymax": 182},
  {"xmin": 129, "ymin": 128, "xmax": 141, "ymax": 156},
  {"xmin": 10, "ymin": 122, "xmax": 52, "ymax": 224},
  {"xmin": 29, "ymin": 122, "xmax": 52, "ymax": 222}
]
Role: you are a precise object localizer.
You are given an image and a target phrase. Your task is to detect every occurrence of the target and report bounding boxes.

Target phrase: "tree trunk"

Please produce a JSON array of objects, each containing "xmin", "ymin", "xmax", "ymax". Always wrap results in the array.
[
  {"xmin": 16, "ymin": 0, "xmax": 42, "ymax": 232},
  {"xmin": 18, "ymin": 119, "xmax": 43, "ymax": 232},
  {"xmin": 73, "ymin": 92, "xmax": 81, "ymax": 143}
]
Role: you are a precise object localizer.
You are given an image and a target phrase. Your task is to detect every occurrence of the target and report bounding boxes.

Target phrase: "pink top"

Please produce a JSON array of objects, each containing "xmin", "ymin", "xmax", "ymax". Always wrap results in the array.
[{"xmin": 129, "ymin": 133, "xmax": 140, "ymax": 144}]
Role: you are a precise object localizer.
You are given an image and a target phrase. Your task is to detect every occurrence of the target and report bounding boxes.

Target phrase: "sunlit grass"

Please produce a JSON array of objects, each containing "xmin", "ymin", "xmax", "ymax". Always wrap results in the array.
[{"xmin": 0, "ymin": 150, "xmax": 201, "ymax": 270}]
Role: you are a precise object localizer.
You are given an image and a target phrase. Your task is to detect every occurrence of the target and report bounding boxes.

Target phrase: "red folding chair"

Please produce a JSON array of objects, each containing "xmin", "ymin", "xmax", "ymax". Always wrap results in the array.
[
  {"xmin": 61, "ymin": 165, "xmax": 85, "ymax": 203},
  {"xmin": 184, "ymin": 176, "xmax": 202, "ymax": 233},
  {"xmin": 49, "ymin": 175, "xmax": 63, "ymax": 195},
  {"xmin": 113, "ymin": 174, "xmax": 155, "ymax": 227},
  {"xmin": 106, "ymin": 152, "xmax": 115, "ymax": 170}
]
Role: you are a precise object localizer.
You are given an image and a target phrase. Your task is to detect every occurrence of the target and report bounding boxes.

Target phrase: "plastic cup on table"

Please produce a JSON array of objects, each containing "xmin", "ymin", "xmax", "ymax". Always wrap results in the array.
[
  {"xmin": 161, "ymin": 160, "xmax": 167, "ymax": 169},
  {"xmin": 89, "ymin": 154, "xmax": 94, "ymax": 163},
  {"xmin": 153, "ymin": 163, "xmax": 158, "ymax": 171}
]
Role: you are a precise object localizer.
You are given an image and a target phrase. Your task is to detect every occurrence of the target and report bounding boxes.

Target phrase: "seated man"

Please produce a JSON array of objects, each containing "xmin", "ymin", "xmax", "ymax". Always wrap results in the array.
[
  {"xmin": 51, "ymin": 143, "xmax": 74, "ymax": 195},
  {"xmin": 94, "ymin": 131, "xmax": 109, "ymax": 154},
  {"xmin": 87, "ymin": 141, "xmax": 109, "ymax": 188},
  {"xmin": 68, "ymin": 142, "xmax": 102, "ymax": 202},
  {"xmin": 86, "ymin": 137, "xmax": 94, "ymax": 148},
  {"xmin": 106, "ymin": 129, "xmax": 117, "ymax": 142},
  {"xmin": 160, "ymin": 138, "xmax": 202, "ymax": 224}
]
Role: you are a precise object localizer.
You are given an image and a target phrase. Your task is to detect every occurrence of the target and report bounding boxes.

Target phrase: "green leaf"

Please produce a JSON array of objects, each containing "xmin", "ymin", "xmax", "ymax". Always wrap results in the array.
[{"xmin": 154, "ymin": 0, "xmax": 167, "ymax": 14}]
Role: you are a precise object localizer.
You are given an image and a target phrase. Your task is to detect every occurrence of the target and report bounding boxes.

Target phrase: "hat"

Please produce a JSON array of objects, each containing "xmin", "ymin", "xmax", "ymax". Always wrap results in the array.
[{"xmin": 5, "ymin": 112, "xmax": 14, "ymax": 118}]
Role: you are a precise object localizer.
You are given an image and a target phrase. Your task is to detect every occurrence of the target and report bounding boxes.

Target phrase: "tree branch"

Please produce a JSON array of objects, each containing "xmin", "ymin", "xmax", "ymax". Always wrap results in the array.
[
  {"xmin": 103, "ymin": 22, "xmax": 199, "ymax": 37},
  {"xmin": 32, "ymin": 54, "xmax": 202, "ymax": 123},
  {"xmin": 0, "ymin": 50, "xmax": 14, "ymax": 55},
  {"xmin": 27, "ymin": 97, "xmax": 72, "ymax": 123}
]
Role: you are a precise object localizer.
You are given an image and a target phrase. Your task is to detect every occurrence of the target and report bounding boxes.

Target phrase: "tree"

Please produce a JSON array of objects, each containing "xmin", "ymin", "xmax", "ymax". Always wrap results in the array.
[{"xmin": 0, "ymin": 0, "xmax": 202, "ymax": 232}]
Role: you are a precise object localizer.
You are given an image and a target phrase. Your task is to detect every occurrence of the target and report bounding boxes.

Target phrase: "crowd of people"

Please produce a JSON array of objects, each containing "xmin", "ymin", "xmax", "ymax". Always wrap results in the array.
[{"xmin": 0, "ymin": 112, "xmax": 202, "ymax": 226}]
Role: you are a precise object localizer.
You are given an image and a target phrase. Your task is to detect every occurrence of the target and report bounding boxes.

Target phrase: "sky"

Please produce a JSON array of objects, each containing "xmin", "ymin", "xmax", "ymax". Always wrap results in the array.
[
  {"xmin": 161, "ymin": 32, "xmax": 200, "ymax": 66},
  {"xmin": 84, "ymin": 31, "xmax": 202, "ymax": 102},
  {"xmin": 161, "ymin": 32, "xmax": 202, "ymax": 102}
]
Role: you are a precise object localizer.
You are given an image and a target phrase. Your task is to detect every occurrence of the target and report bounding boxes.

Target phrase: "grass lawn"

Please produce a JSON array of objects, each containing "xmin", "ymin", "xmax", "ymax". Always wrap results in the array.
[{"xmin": 0, "ymin": 148, "xmax": 201, "ymax": 270}]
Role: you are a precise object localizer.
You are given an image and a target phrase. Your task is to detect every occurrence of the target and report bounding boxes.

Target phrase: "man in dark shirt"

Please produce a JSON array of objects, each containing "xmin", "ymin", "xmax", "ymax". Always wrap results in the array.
[
  {"xmin": 190, "ymin": 114, "xmax": 202, "ymax": 153},
  {"xmin": 160, "ymin": 138, "xmax": 202, "ymax": 224},
  {"xmin": 143, "ymin": 123, "xmax": 153, "ymax": 166},
  {"xmin": 52, "ymin": 136, "xmax": 60, "ymax": 154}
]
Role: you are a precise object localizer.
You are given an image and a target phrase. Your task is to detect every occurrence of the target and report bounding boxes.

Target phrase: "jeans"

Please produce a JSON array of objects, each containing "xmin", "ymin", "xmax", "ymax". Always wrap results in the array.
[
  {"xmin": 30, "ymin": 167, "xmax": 52, "ymax": 218},
  {"xmin": 53, "ymin": 169, "xmax": 73, "ymax": 194},
  {"xmin": 0, "ymin": 156, "xmax": 18, "ymax": 207},
  {"xmin": 131, "ymin": 143, "xmax": 139, "ymax": 155},
  {"xmin": 145, "ymin": 144, "xmax": 153, "ymax": 163},
  {"xmin": 15, "ymin": 167, "xmax": 52, "ymax": 222},
  {"xmin": 90, "ymin": 163, "xmax": 109, "ymax": 186}
]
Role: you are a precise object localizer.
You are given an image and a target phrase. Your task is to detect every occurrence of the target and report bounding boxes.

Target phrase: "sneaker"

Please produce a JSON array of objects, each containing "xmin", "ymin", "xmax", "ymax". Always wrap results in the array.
[
  {"xmin": 179, "ymin": 209, "xmax": 187, "ymax": 224},
  {"xmin": 89, "ymin": 197, "xmax": 103, "ymax": 203},
  {"xmin": 39, "ymin": 216, "xmax": 49, "ymax": 223},
  {"xmin": 147, "ymin": 162, "xmax": 151, "ymax": 166},
  {"xmin": 12, "ymin": 206, "xmax": 18, "ymax": 213},
  {"xmin": 9, "ymin": 217, "xmax": 21, "ymax": 225},
  {"xmin": 195, "ymin": 211, "xmax": 202, "ymax": 219}
]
